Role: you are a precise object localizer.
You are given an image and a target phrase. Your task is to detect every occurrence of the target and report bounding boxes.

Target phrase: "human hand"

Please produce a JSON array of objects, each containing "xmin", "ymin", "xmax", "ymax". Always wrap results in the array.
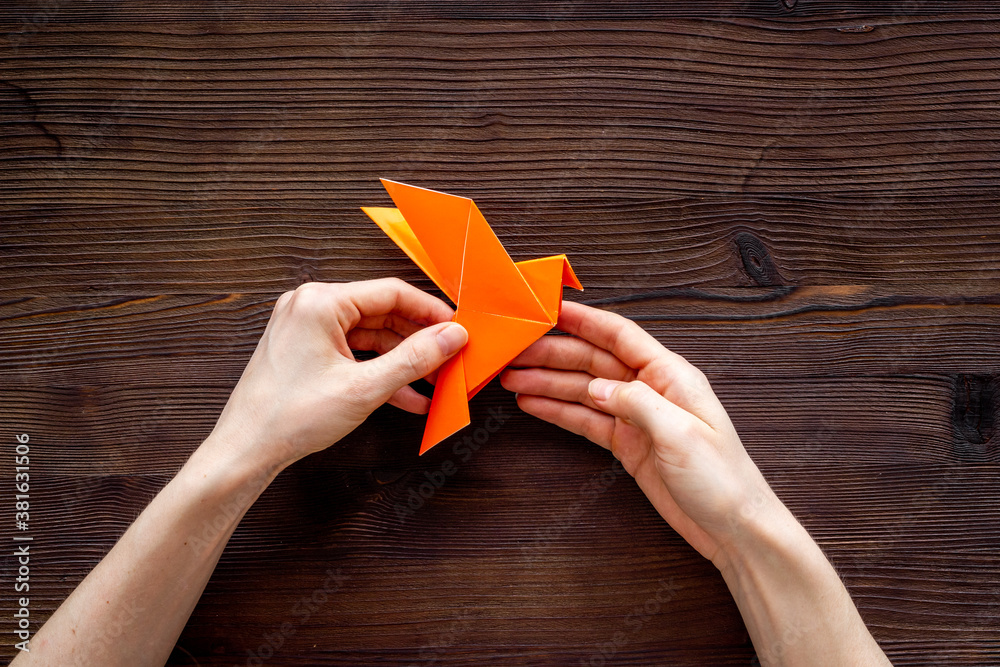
[
  {"xmin": 500, "ymin": 302, "xmax": 779, "ymax": 567},
  {"xmin": 208, "ymin": 279, "xmax": 468, "ymax": 473}
]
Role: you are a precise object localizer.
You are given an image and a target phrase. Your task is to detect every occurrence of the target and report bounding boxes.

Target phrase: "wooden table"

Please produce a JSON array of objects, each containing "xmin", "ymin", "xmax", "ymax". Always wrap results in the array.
[{"xmin": 2, "ymin": 2, "xmax": 999, "ymax": 664}]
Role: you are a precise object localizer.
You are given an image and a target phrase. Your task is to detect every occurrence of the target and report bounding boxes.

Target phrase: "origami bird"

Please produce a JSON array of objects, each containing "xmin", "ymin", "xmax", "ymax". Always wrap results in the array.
[{"xmin": 362, "ymin": 179, "xmax": 583, "ymax": 455}]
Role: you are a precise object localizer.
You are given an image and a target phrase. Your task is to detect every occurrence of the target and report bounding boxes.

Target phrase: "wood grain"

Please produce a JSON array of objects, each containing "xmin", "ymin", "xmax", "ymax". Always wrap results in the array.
[
  {"xmin": 3, "ymin": 288, "xmax": 1000, "ymax": 387},
  {"xmin": 1, "ymin": 3, "xmax": 998, "ymax": 665},
  {"xmin": 3, "ymin": 1, "xmax": 996, "ymax": 21},
  {"xmin": 2, "ymin": 197, "xmax": 1000, "ymax": 296},
  {"xmin": 2, "ymin": 17, "xmax": 1000, "ymax": 205}
]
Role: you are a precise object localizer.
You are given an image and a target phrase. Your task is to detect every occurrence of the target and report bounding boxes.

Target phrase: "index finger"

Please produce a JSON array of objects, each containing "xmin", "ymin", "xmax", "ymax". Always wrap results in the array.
[
  {"xmin": 558, "ymin": 301, "xmax": 731, "ymax": 431},
  {"xmin": 557, "ymin": 301, "xmax": 684, "ymax": 371},
  {"xmin": 339, "ymin": 278, "xmax": 455, "ymax": 329}
]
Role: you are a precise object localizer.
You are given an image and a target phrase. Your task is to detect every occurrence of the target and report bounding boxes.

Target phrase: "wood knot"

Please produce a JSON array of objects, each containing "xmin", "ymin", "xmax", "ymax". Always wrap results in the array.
[
  {"xmin": 952, "ymin": 374, "xmax": 998, "ymax": 461},
  {"xmin": 781, "ymin": 0, "xmax": 798, "ymax": 9},
  {"xmin": 733, "ymin": 231, "xmax": 784, "ymax": 286},
  {"xmin": 0, "ymin": 80, "xmax": 63, "ymax": 156},
  {"xmin": 297, "ymin": 267, "xmax": 316, "ymax": 285}
]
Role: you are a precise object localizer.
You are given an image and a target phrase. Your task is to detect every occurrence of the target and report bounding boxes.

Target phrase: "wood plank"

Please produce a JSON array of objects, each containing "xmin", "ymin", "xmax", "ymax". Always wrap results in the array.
[
  {"xmin": 0, "ymin": 371, "xmax": 992, "ymax": 475},
  {"xmin": 1, "ymin": 2, "xmax": 997, "ymax": 22},
  {"xmin": 2, "ymin": 196, "xmax": 1000, "ymax": 296},
  {"xmin": 1, "ymin": 5, "xmax": 998, "ymax": 665},
  {"xmin": 3, "ymin": 344, "xmax": 997, "ymax": 662},
  {"xmin": 2, "ymin": 18, "xmax": 1000, "ymax": 206},
  {"xmin": 1, "ymin": 389, "xmax": 997, "ymax": 664},
  {"xmin": 3, "ymin": 288, "xmax": 999, "ymax": 389}
]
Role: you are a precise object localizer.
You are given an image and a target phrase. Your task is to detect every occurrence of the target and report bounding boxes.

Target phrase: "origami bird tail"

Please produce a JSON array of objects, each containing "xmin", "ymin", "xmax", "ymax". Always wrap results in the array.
[{"xmin": 420, "ymin": 354, "xmax": 471, "ymax": 455}]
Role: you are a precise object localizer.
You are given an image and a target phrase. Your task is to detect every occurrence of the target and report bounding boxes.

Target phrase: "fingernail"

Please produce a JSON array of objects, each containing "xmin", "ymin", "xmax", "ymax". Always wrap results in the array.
[
  {"xmin": 435, "ymin": 323, "xmax": 468, "ymax": 355},
  {"xmin": 589, "ymin": 378, "xmax": 618, "ymax": 401}
]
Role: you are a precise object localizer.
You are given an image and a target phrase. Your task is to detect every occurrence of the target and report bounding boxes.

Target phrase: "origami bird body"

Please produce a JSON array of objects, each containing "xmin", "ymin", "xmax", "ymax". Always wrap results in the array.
[{"xmin": 362, "ymin": 179, "xmax": 582, "ymax": 454}]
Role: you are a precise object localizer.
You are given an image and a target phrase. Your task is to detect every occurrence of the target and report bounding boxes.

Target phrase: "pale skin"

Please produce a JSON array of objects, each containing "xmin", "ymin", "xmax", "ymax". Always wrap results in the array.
[
  {"xmin": 13, "ymin": 280, "xmax": 890, "ymax": 667},
  {"xmin": 501, "ymin": 301, "xmax": 891, "ymax": 666}
]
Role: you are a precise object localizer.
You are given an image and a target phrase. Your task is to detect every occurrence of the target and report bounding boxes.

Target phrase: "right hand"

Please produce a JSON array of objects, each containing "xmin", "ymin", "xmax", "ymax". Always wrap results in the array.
[{"xmin": 500, "ymin": 301, "xmax": 781, "ymax": 567}]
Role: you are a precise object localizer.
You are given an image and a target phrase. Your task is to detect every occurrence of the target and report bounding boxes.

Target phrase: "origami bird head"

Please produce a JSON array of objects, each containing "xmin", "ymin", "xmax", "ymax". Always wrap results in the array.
[{"xmin": 362, "ymin": 179, "xmax": 582, "ymax": 454}]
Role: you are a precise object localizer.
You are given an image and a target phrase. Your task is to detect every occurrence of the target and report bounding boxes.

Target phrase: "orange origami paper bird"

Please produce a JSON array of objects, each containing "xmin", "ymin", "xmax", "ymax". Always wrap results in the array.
[{"xmin": 362, "ymin": 179, "xmax": 583, "ymax": 455}]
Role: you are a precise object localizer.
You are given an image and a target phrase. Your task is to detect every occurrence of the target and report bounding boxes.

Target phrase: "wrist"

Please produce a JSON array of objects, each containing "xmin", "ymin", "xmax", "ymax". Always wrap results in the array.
[
  {"xmin": 181, "ymin": 432, "xmax": 281, "ymax": 507},
  {"xmin": 712, "ymin": 500, "xmax": 840, "ymax": 633},
  {"xmin": 709, "ymin": 487, "xmax": 882, "ymax": 666},
  {"xmin": 203, "ymin": 414, "xmax": 286, "ymax": 474},
  {"xmin": 712, "ymin": 487, "xmax": 817, "ymax": 581}
]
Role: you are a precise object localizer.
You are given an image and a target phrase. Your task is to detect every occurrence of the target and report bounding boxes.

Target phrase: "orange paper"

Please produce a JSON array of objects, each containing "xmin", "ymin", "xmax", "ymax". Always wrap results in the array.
[{"xmin": 362, "ymin": 179, "xmax": 583, "ymax": 454}]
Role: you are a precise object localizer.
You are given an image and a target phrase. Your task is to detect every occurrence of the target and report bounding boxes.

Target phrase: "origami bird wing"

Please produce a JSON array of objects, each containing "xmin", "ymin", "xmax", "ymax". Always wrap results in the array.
[
  {"xmin": 362, "ymin": 179, "xmax": 582, "ymax": 454},
  {"xmin": 358, "ymin": 205, "xmax": 458, "ymax": 303}
]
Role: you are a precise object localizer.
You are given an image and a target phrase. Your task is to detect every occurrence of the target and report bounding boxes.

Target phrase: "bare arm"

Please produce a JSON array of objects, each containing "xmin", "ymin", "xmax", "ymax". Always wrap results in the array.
[
  {"xmin": 15, "ymin": 439, "xmax": 274, "ymax": 665},
  {"xmin": 13, "ymin": 279, "xmax": 468, "ymax": 666},
  {"xmin": 502, "ymin": 301, "xmax": 889, "ymax": 666},
  {"xmin": 715, "ymin": 497, "xmax": 883, "ymax": 665}
]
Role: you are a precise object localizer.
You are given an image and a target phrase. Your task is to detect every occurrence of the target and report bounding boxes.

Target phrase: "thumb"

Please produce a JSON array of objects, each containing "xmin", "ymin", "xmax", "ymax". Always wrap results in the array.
[
  {"xmin": 367, "ymin": 322, "xmax": 468, "ymax": 396},
  {"xmin": 588, "ymin": 378, "xmax": 682, "ymax": 444}
]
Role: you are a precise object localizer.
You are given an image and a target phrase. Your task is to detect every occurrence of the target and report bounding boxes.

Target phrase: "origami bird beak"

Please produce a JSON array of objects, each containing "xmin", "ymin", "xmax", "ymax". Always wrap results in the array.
[{"xmin": 562, "ymin": 257, "xmax": 583, "ymax": 292}]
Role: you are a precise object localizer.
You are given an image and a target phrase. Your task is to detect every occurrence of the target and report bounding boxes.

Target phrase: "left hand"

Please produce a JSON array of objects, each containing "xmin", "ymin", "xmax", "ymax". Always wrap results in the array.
[{"xmin": 208, "ymin": 278, "xmax": 467, "ymax": 472}]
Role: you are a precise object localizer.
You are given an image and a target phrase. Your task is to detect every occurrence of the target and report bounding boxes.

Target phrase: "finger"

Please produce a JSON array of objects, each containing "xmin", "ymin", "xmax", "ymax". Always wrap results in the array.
[
  {"xmin": 556, "ymin": 301, "xmax": 683, "ymax": 372},
  {"xmin": 261, "ymin": 290, "xmax": 295, "ymax": 338},
  {"xmin": 515, "ymin": 394, "xmax": 616, "ymax": 450},
  {"xmin": 639, "ymin": 359, "xmax": 731, "ymax": 432},
  {"xmin": 361, "ymin": 322, "xmax": 468, "ymax": 401},
  {"xmin": 587, "ymin": 378, "xmax": 707, "ymax": 468},
  {"xmin": 340, "ymin": 278, "xmax": 454, "ymax": 330},
  {"xmin": 501, "ymin": 367, "xmax": 596, "ymax": 408},
  {"xmin": 275, "ymin": 289, "xmax": 295, "ymax": 311},
  {"xmin": 347, "ymin": 327, "xmax": 405, "ymax": 355},
  {"xmin": 560, "ymin": 302, "xmax": 726, "ymax": 428},
  {"xmin": 508, "ymin": 334, "xmax": 636, "ymax": 381},
  {"xmin": 387, "ymin": 385, "xmax": 431, "ymax": 415},
  {"xmin": 356, "ymin": 312, "xmax": 427, "ymax": 339},
  {"xmin": 348, "ymin": 328, "xmax": 443, "ymax": 388}
]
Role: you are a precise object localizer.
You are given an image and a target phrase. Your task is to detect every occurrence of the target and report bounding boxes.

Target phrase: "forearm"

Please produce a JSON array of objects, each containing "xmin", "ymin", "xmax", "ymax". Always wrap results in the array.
[
  {"xmin": 716, "ymin": 498, "xmax": 890, "ymax": 666},
  {"xmin": 14, "ymin": 436, "xmax": 277, "ymax": 667}
]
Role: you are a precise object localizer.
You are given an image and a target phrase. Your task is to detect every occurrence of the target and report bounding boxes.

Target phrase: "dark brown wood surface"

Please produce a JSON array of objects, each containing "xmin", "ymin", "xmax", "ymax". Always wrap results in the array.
[{"xmin": 2, "ymin": 2, "xmax": 999, "ymax": 665}]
